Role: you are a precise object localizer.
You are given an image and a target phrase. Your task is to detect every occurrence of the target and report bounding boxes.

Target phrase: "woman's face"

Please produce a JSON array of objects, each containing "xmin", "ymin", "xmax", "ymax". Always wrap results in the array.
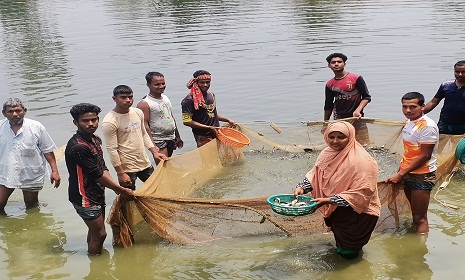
[{"xmin": 327, "ymin": 131, "xmax": 349, "ymax": 151}]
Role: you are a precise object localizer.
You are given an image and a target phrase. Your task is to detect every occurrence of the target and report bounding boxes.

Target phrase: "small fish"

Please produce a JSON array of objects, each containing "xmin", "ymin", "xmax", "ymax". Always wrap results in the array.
[
  {"xmin": 274, "ymin": 198, "xmax": 288, "ymax": 206},
  {"xmin": 294, "ymin": 202, "xmax": 308, "ymax": 207},
  {"xmin": 273, "ymin": 197, "xmax": 307, "ymax": 207}
]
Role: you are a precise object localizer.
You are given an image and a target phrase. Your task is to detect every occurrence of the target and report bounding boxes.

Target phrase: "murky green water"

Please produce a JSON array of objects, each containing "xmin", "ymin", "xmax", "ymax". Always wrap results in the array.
[{"xmin": 1, "ymin": 0, "xmax": 465, "ymax": 279}]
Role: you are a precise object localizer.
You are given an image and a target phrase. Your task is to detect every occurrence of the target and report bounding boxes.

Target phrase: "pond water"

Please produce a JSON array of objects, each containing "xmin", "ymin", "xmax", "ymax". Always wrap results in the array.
[{"xmin": 1, "ymin": 0, "xmax": 465, "ymax": 279}]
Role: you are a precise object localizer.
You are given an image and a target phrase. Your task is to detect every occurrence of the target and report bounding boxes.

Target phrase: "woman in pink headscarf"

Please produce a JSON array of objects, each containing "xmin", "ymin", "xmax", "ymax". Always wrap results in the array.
[{"xmin": 294, "ymin": 120, "xmax": 380, "ymax": 259}]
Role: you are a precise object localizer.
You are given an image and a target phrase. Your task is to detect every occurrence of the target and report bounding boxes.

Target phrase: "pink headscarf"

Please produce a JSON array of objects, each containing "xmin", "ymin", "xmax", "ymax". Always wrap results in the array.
[{"xmin": 306, "ymin": 121, "xmax": 380, "ymax": 218}]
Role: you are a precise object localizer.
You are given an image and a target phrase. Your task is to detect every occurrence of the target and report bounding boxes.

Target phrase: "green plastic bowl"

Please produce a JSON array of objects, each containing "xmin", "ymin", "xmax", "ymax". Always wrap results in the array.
[{"xmin": 267, "ymin": 194, "xmax": 317, "ymax": 216}]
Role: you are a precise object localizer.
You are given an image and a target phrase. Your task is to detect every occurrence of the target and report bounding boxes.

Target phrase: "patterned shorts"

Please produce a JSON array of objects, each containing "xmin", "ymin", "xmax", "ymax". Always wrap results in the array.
[
  {"xmin": 0, "ymin": 185, "xmax": 42, "ymax": 192},
  {"xmin": 194, "ymin": 134, "xmax": 215, "ymax": 148},
  {"xmin": 73, "ymin": 204, "xmax": 103, "ymax": 221},
  {"xmin": 403, "ymin": 172, "xmax": 436, "ymax": 191},
  {"xmin": 19, "ymin": 186, "xmax": 43, "ymax": 192},
  {"xmin": 155, "ymin": 139, "xmax": 177, "ymax": 150}
]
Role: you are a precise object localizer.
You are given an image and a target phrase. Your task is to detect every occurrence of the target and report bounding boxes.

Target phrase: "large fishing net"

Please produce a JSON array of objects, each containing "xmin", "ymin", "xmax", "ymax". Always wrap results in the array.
[{"xmin": 107, "ymin": 118, "xmax": 463, "ymax": 247}]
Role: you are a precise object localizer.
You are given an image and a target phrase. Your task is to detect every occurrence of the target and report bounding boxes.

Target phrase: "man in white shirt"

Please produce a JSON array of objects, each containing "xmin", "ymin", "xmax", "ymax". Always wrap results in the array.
[
  {"xmin": 0, "ymin": 98, "xmax": 61, "ymax": 212},
  {"xmin": 386, "ymin": 92, "xmax": 438, "ymax": 234}
]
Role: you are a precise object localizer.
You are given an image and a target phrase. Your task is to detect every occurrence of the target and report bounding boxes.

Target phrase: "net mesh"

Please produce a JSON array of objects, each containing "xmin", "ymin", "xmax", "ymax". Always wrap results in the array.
[{"xmin": 107, "ymin": 118, "xmax": 462, "ymax": 247}]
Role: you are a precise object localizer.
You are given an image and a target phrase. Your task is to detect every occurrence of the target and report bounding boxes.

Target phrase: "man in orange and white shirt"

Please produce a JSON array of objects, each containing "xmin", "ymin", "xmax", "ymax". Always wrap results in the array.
[{"xmin": 386, "ymin": 91, "xmax": 438, "ymax": 234}]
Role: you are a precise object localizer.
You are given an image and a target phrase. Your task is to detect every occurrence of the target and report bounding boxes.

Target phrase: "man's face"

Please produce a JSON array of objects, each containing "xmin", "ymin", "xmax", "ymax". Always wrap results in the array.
[
  {"xmin": 328, "ymin": 57, "xmax": 346, "ymax": 72},
  {"xmin": 147, "ymin": 76, "xmax": 166, "ymax": 95},
  {"xmin": 197, "ymin": 78, "xmax": 211, "ymax": 93},
  {"xmin": 454, "ymin": 65, "xmax": 465, "ymax": 83},
  {"xmin": 113, "ymin": 93, "xmax": 134, "ymax": 109},
  {"xmin": 3, "ymin": 105, "xmax": 26, "ymax": 126},
  {"xmin": 402, "ymin": 99, "xmax": 424, "ymax": 121},
  {"xmin": 74, "ymin": 112, "xmax": 99, "ymax": 134}
]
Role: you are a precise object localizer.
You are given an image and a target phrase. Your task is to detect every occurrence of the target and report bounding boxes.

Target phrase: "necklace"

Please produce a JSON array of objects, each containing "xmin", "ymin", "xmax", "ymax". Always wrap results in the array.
[{"xmin": 200, "ymin": 95, "xmax": 216, "ymax": 118}]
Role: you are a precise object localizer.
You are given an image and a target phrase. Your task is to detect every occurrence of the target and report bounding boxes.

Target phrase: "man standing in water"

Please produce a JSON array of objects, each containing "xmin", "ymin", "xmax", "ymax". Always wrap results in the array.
[
  {"xmin": 423, "ymin": 60, "xmax": 465, "ymax": 135},
  {"xmin": 324, "ymin": 53, "xmax": 371, "ymax": 120},
  {"xmin": 386, "ymin": 92, "xmax": 438, "ymax": 234},
  {"xmin": 137, "ymin": 72, "xmax": 183, "ymax": 163},
  {"xmin": 102, "ymin": 85, "xmax": 167, "ymax": 190},
  {"xmin": 324, "ymin": 53, "xmax": 371, "ymax": 144},
  {"xmin": 0, "ymin": 98, "xmax": 61, "ymax": 212},
  {"xmin": 181, "ymin": 70, "xmax": 235, "ymax": 147},
  {"xmin": 66, "ymin": 103, "xmax": 133, "ymax": 255}
]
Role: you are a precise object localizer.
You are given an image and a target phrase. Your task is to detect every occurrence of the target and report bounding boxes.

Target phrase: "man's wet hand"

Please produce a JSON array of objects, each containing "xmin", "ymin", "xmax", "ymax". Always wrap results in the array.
[{"xmin": 50, "ymin": 171, "xmax": 61, "ymax": 188}]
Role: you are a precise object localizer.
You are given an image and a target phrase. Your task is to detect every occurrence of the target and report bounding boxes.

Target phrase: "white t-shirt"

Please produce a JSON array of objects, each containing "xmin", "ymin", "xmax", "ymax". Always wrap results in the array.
[{"xmin": 400, "ymin": 115, "xmax": 438, "ymax": 174}]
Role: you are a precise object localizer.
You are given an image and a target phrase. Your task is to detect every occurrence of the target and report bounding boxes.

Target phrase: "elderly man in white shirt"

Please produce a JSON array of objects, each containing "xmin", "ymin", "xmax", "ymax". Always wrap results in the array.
[{"xmin": 0, "ymin": 98, "xmax": 60, "ymax": 212}]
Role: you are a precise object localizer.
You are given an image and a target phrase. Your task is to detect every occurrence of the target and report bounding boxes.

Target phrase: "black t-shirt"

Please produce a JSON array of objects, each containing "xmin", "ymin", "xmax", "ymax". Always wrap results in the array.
[
  {"xmin": 65, "ymin": 131, "xmax": 107, "ymax": 206},
  {"xmin": 324, "ymin": 74, "xmax": 371, "ymax": 119},
  {"xmin": 181, "ymin": 91, "xmax": 220, "ymax": 136}
]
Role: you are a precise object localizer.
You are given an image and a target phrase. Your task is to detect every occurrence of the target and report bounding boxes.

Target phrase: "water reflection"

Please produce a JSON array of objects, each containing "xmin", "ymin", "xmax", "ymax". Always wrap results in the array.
[
  {"xmin": 382, "ymin": 234, "xmax": 432, "ymax": 279},
  {"xmin": 0, "ymin": 0, "xmax": 74, "ymax": 116},
  {"xmin": 0, "ymin": 208, "xmax": 69, "ymax": 279},
  {"xmin": 332, "ymin": 258, "xmax": 375, "ymax": 280},
  {"xmin": 105, "ymin": 246, "xmax": 161, "ymax": 279},
  {"xmin": 431, "ymin": 178, "xmax": 465, "ymax": 237},
  {"xmin": 84, "ymin": 249, "xmax": 112, "ymax": 280}
]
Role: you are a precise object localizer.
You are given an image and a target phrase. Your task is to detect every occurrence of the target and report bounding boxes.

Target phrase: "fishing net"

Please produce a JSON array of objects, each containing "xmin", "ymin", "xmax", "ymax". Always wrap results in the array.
[{"xmin": 107, "ymin": 118, "xmax": 463, "ymax": 247}]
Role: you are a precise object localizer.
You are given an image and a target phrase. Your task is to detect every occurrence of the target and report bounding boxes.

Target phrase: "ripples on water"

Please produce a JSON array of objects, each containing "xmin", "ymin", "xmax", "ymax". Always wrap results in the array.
[
  {"xmin": 1, "ymin": 0, "xmax": 463, "ymax": 130},
  {"xmin": 1, "ymin": 0, "xmax": 465, "ymax": 279}
]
